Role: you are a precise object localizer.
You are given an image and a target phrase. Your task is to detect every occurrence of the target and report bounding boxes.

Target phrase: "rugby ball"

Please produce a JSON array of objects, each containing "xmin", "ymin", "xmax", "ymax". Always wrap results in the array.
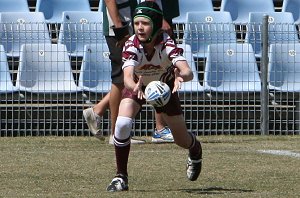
[{"xmin": 145, "ymin": 81, "xmax": 171, "ymax": 107}]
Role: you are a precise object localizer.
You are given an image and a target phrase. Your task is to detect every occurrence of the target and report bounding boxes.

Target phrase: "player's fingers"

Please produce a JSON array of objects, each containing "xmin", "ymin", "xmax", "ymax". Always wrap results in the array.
[
  {"xmin": 138, "ymin": 90, "xmax": 144, "ymax": 100},
  {"xmin": 172, "ymin": 87, "xmax": 177, "ymax": 93},
  {"xmin": 172, "ymin": 81, "xmax": 180, "ymax": 93},
  {"xmin": 138, "ymin": 75, "xmax": 143, "ymax": 85}
]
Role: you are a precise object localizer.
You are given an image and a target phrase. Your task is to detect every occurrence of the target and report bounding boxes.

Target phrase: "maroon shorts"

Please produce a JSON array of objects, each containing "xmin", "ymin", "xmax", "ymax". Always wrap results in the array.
[{"xmin": 121, "ymin": 82, "xmax": 183, "ymax": 116}]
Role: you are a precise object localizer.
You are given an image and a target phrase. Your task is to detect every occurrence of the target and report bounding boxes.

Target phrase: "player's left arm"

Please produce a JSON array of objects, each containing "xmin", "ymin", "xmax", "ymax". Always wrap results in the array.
[{"xmin": 172, "ymin": 60, "xmax": 193, "ymax": 93}]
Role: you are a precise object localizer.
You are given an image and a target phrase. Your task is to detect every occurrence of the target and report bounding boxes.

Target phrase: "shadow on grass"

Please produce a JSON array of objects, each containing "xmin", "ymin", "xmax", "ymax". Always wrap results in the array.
[
  {"xmin": 133, "ymin": 186, "xmax": 254, "ymax": 195},
  {"xmin": 180, "ymin": 186, "xmax": 254, "ymax": 195}
]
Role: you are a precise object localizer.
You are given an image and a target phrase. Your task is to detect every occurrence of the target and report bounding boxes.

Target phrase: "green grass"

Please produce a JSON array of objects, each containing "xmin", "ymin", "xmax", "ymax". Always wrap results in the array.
[{"xmin": 0, "ymin": 136, "xmax": 299, "ymax": 197}]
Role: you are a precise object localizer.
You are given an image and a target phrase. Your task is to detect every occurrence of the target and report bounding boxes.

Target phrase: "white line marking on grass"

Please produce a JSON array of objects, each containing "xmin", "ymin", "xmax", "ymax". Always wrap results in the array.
[{"xmin": 258, "ymin": 150, "xmax": 300, "ymax": 159}]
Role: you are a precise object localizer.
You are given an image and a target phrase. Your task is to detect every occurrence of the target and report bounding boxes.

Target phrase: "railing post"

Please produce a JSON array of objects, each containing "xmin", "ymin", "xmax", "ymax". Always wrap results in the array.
[{"xmin": 261, "ymin": 15, "xmax": 269, "ymax": 135}]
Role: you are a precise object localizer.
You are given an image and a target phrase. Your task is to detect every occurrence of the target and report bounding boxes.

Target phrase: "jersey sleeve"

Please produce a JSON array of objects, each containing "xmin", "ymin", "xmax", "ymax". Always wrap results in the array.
[
  {"xmin": 164, "ymin": 35, "xmax": 187, "ymax": 65},
  {"xmin": 122, "ymin": 39, "xmax": 140, "ymax": 70}
]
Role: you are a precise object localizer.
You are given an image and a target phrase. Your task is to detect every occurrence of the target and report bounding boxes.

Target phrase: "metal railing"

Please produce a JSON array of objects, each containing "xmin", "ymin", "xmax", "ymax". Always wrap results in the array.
[{"xmin": 0, "ymin": 18, "xmax": 300, "ymax": 137}]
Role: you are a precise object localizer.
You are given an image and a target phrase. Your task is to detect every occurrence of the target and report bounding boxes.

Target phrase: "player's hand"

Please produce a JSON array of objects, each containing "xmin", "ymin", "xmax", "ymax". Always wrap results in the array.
[
  {"xmin": 112, "ymin": 22, "xmax": 130, "ymax": 47},
  {"xmin": 173, "ymin": 68, "xmax": 183, "ymax": 93},
  {"xmin": 133, "ymin": 76, "xmax": 144, "ymax": 99}
]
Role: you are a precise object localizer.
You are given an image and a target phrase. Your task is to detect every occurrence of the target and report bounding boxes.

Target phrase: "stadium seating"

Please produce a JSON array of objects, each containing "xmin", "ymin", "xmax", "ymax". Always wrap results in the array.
[
  {"xmin": 98, "ymin": 0, "xmax": 103, "ymax": 12},
  {"xmin": 245, "ymin": 12, "xmax": 298, "ymax": 58},
  {"xmin": 177, "ymin": 44, "xmax": 205, "ymax": 92},
  {"xmin": 35, "ymin": 0, "xmax": 91, "ymax": 23},
  {"xmin": 268, "ymin": 43, "xmax": 300, "ymax": 92},
  {"xmin": 0, "ymin": 0, "xmax": 30, "ymax": 12},
  {"xmin": 282, "ymin": 0, "xmax": 300, "ymax": 24},
  {"xmin": 220, "ymin": 0, "xmax": 275, "ymax": 24},
  {"xmin": 78, "ymin": 43, "xmax": 111, "ymax": 93},
  {"xmin": 204, "ymin": 43, "xmax": 261, "ymax": 92},
  {"xmin": 16, "ymin": 43, "xmax": 80, "ymax": 93},
  {"xmin": 58, "ymin": 11, "xmax": 104, "ymax": 57},
  {"xmin": 0, "ymin": 45, "xmax": 17, "ymax": 93},
  {"xmin": 183, "ymin": 11, "xmax": 236, "ymax": 58},
  {"xmin": 173, "ymin": 0, "xmax": 214, "ymax": 24},
  {"xmin": 0, "ymin": 12, "xmax": 51, "ymax": 57}
]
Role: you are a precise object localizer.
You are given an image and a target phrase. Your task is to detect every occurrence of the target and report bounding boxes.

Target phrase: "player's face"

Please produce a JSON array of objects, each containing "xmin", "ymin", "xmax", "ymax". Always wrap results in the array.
[{"xmin": 134, "ymin": 17, "xmax": 153, "ymax": 42}]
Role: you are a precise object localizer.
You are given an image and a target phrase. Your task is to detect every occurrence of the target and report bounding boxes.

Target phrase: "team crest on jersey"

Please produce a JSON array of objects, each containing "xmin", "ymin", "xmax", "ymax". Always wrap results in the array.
[{"xmin": 140, "ymin": 64, "xmax": 163, "ymax": 70}]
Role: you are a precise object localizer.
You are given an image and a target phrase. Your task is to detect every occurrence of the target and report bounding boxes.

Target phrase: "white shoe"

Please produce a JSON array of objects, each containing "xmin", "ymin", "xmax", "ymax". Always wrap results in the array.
[
  {"xmin": 151, "ymin": 127, "xmax": 174, "ymax": 143},
  {"xmin": 109, "ymin": 135, "xmax": 145, "ymax": 145},
  {"xmin": 83, "ymin": 107, "xmax": 103, "ymax": 139}
]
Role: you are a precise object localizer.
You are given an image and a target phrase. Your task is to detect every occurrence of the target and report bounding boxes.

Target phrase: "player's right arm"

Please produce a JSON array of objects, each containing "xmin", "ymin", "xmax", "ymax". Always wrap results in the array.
[{"xmin": 123, "ymin": 66, "xmax": 144, "ymax": 99}]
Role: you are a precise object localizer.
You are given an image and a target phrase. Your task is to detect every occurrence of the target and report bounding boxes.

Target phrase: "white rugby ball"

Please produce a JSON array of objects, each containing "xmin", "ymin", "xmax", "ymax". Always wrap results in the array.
[{"xmin": 145, "ymin": 81, "xmax": 171, "ymax": 107}]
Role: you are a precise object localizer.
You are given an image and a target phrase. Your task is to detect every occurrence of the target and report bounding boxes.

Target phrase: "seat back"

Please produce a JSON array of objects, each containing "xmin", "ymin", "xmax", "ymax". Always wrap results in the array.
[
  {"xmin": 269, "ymin": 43, "xmax": 300, "ymax": 92},
  {"xmin": 78, "ymin": 43, "xmax": 111, "ymax": 93},
  {"xmin": 0, "ymin": 12, "xmax": 51, "ymax": 57},
  {"xmin": 58, "ymin": 11, "xmax": 104, "ymax": 57},
  {"xmin": 282, "ymin": 0, "xmax": 300, "ymax": 24},
  {"xmin": 204, "ymin": 43, "xmax": 261, "ymax": 92},
  {"xmin": 183, "ymin": 11, "xmax": 236, "ymax": 58},
  {"xmin": 98, "ymin": 0, "xmax": 103, "ymax": 12},
  {"xmin": 220, "ymin": 0, "xmax": 274, "ymax": 24},
  {"xmin": 0, "ymin": 45, "xmax": 17, "ymax": 93},
  {"xmin": 177, "ymin": 44, "xmax": 204, "ymax": 92},
  {"xmin": 16, "ymin": 44, "xmax": 79, "ymax": 93},
  {"xmin": 0, "ymin": 0, "xmax": 29, "ymax": 12},
  {"xmin": 35, "ymin": 0, "xmax": 91, "ymax": 23},
  {"xmin": 245, "ymin": 12, "xmax": 298, "ymax": 57},
  {"xmin": 173, "ymin": 0, "xmax": 214, "ymax": 24}
]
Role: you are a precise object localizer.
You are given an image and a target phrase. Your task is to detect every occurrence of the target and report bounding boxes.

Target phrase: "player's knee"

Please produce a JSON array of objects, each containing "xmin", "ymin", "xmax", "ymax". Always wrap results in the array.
[{"xmin": 114, "ymin": 116, "xmax": 133, "ymax": 140}]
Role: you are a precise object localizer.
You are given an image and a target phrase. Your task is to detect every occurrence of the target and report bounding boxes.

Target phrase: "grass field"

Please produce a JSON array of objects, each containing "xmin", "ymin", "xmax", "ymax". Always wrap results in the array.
[{"xmin": 0, "ymin": 135, "xmax": 299, "ymax": 198}]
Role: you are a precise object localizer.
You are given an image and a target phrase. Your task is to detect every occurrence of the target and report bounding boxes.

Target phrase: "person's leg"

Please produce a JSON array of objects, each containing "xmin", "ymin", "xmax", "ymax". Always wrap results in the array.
[
  {"xmin": 152, "ymin": 112, "xmax": 174, "ymax": 143},
  {"xmin": 109, "ymin": 83, "xmax": 123, "ymax": 136},
  {"xmin": 107, "ymin": 98, "xmax": 141, "ymax": 192},
  {"xmin": 162, "ymin": 114, "xmax": 195, "ymax": 148},
  {"xmin": 156, "ymin": 88, "xmax": 202, "ymax": 181},
  {"xmin": 93, "ymin": 92, "xmax": 110, "ymax": 116},
  {"xmin": 154, "ymin": 112, "xmax": 165, "ymax": 130},
  {"xmin": 162, "ymin": 113, "xmax": 202, "ymax": 181}
]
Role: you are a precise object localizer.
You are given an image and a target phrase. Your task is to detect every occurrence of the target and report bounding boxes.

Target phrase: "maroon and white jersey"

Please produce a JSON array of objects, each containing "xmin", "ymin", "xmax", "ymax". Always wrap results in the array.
[{"xmin": 122, "ymin": 33, "xmax": 186, "ymax": 86}]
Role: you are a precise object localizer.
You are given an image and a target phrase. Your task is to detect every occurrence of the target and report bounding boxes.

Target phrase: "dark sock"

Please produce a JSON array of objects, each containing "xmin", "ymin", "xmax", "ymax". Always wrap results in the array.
[
  {"xmin": 188, "ymin": 133, "xmax": 202, "ymax": 160},
  {"xmin": 114, "ymin": 136, "xmax": 131, "ymax": 176}
]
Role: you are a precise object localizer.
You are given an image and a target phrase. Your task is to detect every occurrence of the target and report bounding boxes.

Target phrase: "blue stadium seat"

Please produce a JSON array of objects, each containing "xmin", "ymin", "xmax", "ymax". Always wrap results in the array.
[
  {"xmin": 35, "ymin": 0, "xmax": 91, "ymax": 23},
  {"xmin": 78, "ymin": 44, "xmax": 111, "ymax": 93},
  {"xmin": 0, "ymin": 45, "xmax": 17, "ymax": 93},
  {"xmin": 204, "ymin": 43, "xmax": 261, "ymax": 92},
  {"xmin": 58, "ymin": 11, "xmax": 104, "ymax": 57},
  {"xmin": 98, "ymin": 0, "xmax": 103, "ymax": 12},
  {"xmin": 16, "ymin": 44, "xmax": 80, "ymax": 93},
  {"xmin": 269, "ymin": 43, "xmax": 300, "ymax": 92},
  {"xmin": 177, "ymin": 44, "xmax": 205, "ymax": 92},
  {"xmin": 0, "ymin": 12, "xmax": 51, "ymax": 57},
  {"xmin": 173, "ymin": 0, "xmax": 214, "ymax": 24},
  {"xmin": 183, "ymin": 11, "xmax": 236, "ymax": 58},
  {"xmin": 245, "ymin": 12, "xmax": 298, "ymax": 58},
  {"xmin": 0, "ymin": 0, "xmax": 29, "ymax": 12},
  {"xmin": 282, "ymin": 0, "xmax": 300, "ymax": 24},
  {"xmin": 220, "ymin": 0, "xmax": 274, "ymax": 24}
]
